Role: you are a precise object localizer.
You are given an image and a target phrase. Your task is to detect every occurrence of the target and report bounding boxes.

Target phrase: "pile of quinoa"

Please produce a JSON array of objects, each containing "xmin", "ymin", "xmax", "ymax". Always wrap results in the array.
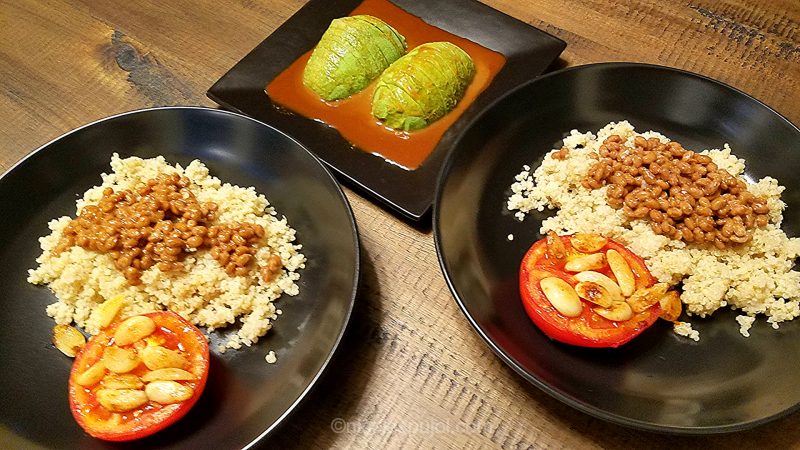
[{"xmin": 29, "ymin": 155, "xmax": 305, "ymax": 352}]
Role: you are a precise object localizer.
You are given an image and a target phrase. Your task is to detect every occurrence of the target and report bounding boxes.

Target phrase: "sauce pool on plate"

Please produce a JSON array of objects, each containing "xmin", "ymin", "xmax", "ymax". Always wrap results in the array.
[{"xmin": 266, "ymin": 0, "xmax": 506, "ymax": 170}]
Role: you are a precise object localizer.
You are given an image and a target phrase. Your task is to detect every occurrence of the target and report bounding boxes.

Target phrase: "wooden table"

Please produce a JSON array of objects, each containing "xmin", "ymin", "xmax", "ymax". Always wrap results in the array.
[{"xmin": 3, "ymin": 0, "xmax": 799, "ymax": 448}]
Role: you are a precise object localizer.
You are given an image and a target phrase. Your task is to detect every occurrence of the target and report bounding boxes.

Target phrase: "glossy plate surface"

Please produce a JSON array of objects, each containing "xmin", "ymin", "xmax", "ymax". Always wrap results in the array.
[
  {"xmin": 207, "ymin": 0, "xmax": 565, "ymax": 221},
  {"xmin": 0, "ymin": 107, "xmax": 359, "ymax": 448},
  {"xmin": 434, "ymin": 63, "xmax": 800, "ymax": 433}
]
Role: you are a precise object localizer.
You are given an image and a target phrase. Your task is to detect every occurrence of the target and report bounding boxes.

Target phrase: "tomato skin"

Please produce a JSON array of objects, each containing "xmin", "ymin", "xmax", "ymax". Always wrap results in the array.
[
  {"xmin": 519, "ymin": 235, "xmax": 660, "ymax": 348},
  {"xmin": 68, "ymin": 311, "xmax": 209, "ymax": 441}
]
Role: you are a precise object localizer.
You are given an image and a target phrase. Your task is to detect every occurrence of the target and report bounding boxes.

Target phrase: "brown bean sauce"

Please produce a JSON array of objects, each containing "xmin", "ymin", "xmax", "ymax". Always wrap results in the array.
[
  {"xmin": 55, "ymin": 173, "xmax": 276, "ymax": 285},
  {"xmin": 583, "ymin": 135, "xmax": 770, "ymax": 249}
]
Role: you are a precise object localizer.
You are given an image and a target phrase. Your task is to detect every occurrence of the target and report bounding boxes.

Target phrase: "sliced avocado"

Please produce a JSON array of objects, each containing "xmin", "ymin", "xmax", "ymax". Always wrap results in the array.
[
  {"xmin": 303, "ymin": 15, "xmax": 407, "ymax": 101},
  {"xmin": 371, "ymin": 41, "xmax": 476, "ymax": 131},
  {"xmin": 373, "ymin": 83, "xmax": 427, "ymax": 130},
  {"xmin": 353, "ymin": 16, "xmax": 405, "ymax": 66},
  {"xmin": 398, "ymin": 62, "xmax": 448, "ymax": 119}
]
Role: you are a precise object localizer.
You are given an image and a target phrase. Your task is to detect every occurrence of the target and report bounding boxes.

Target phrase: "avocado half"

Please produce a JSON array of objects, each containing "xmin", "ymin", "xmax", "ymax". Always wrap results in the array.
[
  {"xmin": 371, "ymin": 41, "xmax": 476, "ymax": 131},
  {"xmin": 303, "ymin": 15, "xmax": 407, "ymax": 101}
]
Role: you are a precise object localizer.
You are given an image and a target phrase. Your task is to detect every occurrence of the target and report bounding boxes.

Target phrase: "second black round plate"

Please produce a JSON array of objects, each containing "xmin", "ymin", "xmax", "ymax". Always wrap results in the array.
[{"xmin": 434, "ymin": 63, "xmax": 800, "ymax": 433}]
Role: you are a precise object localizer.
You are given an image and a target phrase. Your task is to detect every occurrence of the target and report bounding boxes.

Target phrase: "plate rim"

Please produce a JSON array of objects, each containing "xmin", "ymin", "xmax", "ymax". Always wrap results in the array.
[
  {"xmin": 2, "ymin": 106, "xmax": 361, "ymax": 447},
  {"xmin": 432, "ymin": 61, "xmax": 800, "ymax": 435}
]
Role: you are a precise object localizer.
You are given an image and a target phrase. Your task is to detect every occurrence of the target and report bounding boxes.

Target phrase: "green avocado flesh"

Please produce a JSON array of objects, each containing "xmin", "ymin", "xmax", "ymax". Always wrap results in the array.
[
  {"xmin": 303, "ymin": 15, "xmax": 407, "ymax": 101},
  {"xmin": 371, "ymin": 41, "xmax": 476, "ymax": 131}
]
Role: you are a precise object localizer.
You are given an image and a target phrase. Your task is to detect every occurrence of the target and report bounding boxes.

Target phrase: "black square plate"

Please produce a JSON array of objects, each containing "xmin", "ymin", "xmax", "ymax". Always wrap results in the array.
[{"xmin": 207, "ymin": 0, "xmax": 565, "ymax": 221}]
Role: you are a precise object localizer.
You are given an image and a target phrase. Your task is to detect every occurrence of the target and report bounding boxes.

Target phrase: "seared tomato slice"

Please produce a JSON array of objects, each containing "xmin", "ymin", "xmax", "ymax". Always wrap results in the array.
[
  {"xmin": 519, "ymin": 234, "xmax": 661, "ymax": 348},
  {"xmin": 68, "ymin": 311, "xmax": 209, "ymax": 441}
]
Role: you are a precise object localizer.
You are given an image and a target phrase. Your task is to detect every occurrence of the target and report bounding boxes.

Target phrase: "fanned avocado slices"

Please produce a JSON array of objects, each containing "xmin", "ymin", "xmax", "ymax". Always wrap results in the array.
[
  {"xmin": 371, "ymin": 41, "xmax": 476, "ymax": 131},
  {"xmin": 303, "ymin": 15, "xmax": 407, "ymax": 101}
]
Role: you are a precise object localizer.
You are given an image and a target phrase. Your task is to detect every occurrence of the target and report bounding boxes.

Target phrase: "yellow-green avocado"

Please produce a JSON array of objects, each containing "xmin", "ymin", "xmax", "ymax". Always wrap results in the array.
[
  {"xmin": 371, "ymin": 41, "xmax": 476, "ymax": 131},
  {"xmin": 303, "ymin": 15, "xmax": 407, "ymax": 101}
]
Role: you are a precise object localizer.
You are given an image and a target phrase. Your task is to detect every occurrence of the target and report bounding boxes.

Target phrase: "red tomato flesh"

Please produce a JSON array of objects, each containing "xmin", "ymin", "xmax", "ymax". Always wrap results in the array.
[
  {"xmin": 68, "ymin": 311, "xmax": 209, "ymax": 441},
  {"xmin": 519, "ymin": 234, "xmax": 660, "ymax": 348}
]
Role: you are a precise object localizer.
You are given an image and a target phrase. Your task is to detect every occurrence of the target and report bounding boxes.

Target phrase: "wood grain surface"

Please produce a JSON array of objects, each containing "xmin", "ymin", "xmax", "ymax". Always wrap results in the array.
[{"xmin": 2, "ymin": 0, "xmax": 799, "ymax": 448}]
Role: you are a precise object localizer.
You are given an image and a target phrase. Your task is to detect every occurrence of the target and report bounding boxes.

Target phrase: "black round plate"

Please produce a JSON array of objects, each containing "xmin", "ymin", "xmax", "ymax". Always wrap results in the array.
[
  {"xmin": 0, "ymin": 107, "xmax": 359, "ymax": 448},
  {"xmin": 434, "ymin": 63, "xmax": 800, "ymax": 434}
]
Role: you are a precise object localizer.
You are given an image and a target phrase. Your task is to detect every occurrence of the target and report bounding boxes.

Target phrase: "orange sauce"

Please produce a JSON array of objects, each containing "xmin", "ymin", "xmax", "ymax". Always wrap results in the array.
[{"xmin": 266, "ymin": 0, "xmax": 506, "ymax": 170}]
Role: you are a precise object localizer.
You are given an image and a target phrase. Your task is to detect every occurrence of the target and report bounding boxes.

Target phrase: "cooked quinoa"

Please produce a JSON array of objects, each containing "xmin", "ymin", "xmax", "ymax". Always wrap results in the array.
[
  {"xmin": 736, "ymin": 315, "xmax": 756, "ymax": 337},
  {"xmin": 673, "ymin": 321, "xmax": 700, "ymax": 342},
  {"xmin": 508, "ymin": 121, "xmax": 800, "ymax": 339},
  {"xmin": 28, "ymin": 154, "xmax": 306, "ymax": 351}
]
